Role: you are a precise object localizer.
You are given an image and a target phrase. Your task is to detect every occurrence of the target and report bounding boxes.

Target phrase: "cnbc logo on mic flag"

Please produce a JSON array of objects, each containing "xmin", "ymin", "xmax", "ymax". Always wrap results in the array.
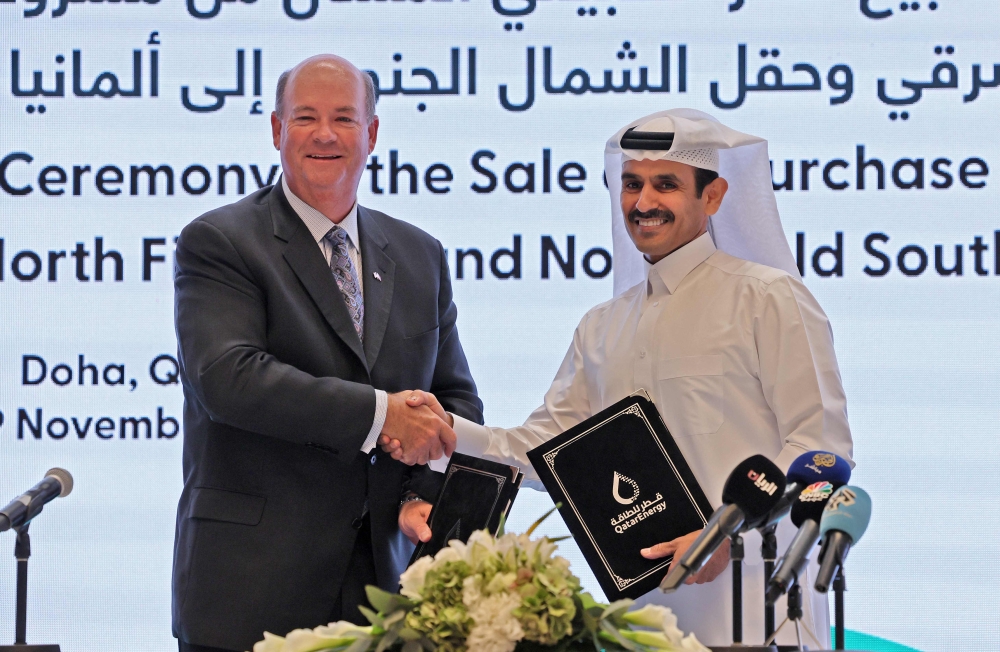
[
  {"xmin": 747, "ymin": 469, "xmax": 779, "ymax": 495},
  {"xmin": 800, "ymin": 481, "xmax": 835, "ymax": 502}
]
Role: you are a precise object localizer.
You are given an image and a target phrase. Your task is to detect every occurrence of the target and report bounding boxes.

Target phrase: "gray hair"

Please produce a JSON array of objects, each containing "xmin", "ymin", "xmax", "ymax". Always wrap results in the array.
[{"xmin": 274, "ymin": 67, "xmax": 378, "ymax": 123}]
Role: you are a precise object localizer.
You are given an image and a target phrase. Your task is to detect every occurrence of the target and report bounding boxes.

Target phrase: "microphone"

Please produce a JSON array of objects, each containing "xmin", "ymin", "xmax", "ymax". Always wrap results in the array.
[
  {"xmin": 0, "ymin": 468, "xmax": 74, "ymax": 533},
  {"xmin": 660, "ymin": 454, "xmax": 786, "ymax": 592},
  {"xmin": 814, "ymin": 486, "xmax": 872, "ymax": 593},
  {"xmin": 758, "ymin": 451, "xmax": 852, "ymax": 531},
  {"xmin": 765, "ymin": 479, "xmax": 845, "ymax": 604}
]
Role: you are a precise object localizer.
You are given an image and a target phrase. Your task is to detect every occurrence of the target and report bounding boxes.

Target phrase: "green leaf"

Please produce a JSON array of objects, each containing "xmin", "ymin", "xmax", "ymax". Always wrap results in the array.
[
  {"xmin": 374, "ymin": 630, "xmax": 399, "ymax": 652},
  {"xmin": 383, "ymin": 610, "xmax": 407, "ymax": 629},
  {"xmin": 364, "ymin": 585, "xmax": 416, "ymax": 617},
  {"xmin": 365, "ymin": 586, "xmax": 395, "ymax": 613},
  {"xmin": 578, "ymin": 592, "xmax": 604, "ymax": 611},
  {"xmin": 526, "ymin": 503, "xmax": 563, "ymax": 536},
  {"xmin": 359, "ymin": 605, "xmax": 383, "ymax": 628},
  {"xmin": 343, "ymin": 636, "xmax": 373, "ymax": 652},
  {"xmin": 546, "ymin": 536, "xmax": 572, "ymax": 543},
  {"xmin": 598, "ymin": 623, "xmax": 639, "ymax": 651},
  {"xmin": 497, "ymin": 510, "xmax": 507, "ymax": 537},
  {"xmin": 600, "ymin": 599, "xmax": 633, "ymax": 621}
]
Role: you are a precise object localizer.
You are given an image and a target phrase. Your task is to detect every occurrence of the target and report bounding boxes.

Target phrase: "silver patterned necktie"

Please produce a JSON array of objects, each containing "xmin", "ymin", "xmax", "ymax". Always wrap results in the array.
[{"xmin": 324, "ymin": 226, "xmax": 364, "ymax": 342}]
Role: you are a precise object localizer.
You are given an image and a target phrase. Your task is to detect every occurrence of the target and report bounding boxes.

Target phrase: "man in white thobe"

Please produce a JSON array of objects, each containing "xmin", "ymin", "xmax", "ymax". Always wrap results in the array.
[{"xmin": 389, "ymin": 109, "xmax": 855, "ymax": 648}]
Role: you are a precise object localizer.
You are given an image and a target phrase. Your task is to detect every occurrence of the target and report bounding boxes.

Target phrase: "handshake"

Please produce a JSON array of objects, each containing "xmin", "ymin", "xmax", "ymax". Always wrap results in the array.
[{"xmin": 378, "ymin": 390, "xmax": 454, "ymax": 465}]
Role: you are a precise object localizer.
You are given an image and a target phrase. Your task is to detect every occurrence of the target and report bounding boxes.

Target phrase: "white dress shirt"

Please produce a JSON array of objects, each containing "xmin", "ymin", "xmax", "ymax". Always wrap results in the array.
[
  {"xmin": 451, "ymin": 231, "xmax": 853, "ymax": 646},
  {"xmin": 282, "ymin": 175, "xmax": 387, "ymax": 453}
]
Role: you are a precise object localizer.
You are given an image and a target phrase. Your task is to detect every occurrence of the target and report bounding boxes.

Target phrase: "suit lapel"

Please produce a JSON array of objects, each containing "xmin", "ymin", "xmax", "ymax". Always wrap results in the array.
[
  {"xmin": 358, "ymin": 206, "xmax": 395, "ymax": 370},
  {"xmin": 269, "ymin": 184, "xmax": 368, "ymax": 371}
]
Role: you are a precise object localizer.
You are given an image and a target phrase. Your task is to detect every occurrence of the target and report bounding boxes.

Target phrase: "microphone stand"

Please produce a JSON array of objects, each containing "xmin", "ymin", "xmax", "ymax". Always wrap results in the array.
[
  {"xmin": 1, "ymin": 525, "xmax": 61, "ymax": 652},
  {"xmin": 709, "ymin": 534, "xmax": 776, "ymax": 652},
  {"xmin": 761, "ymin": 524, "xmax": 778, "ymax": 642},
  {"xmin": 764, "ymin": 581, "xmax": 822, "ymax": 652},
  {"xmin": 833, "ymin": 567, "xmax": 846, "ymax": 650},
  {"xmin": 731, "ymin": 534, "xmax": 744, "ymax": 645}
]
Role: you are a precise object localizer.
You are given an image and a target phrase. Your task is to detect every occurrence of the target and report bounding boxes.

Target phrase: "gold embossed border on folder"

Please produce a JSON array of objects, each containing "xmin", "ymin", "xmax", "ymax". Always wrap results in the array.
[{"xmin": 540, "ymin": 399, "xmax": 709, "ymax": 592}]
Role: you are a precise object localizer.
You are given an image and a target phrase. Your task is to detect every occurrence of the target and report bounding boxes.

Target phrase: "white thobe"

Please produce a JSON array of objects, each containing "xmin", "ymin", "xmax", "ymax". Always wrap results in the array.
[{"xmin": 451, "ymin": 232, "xmax": 854, "ymax": 648}]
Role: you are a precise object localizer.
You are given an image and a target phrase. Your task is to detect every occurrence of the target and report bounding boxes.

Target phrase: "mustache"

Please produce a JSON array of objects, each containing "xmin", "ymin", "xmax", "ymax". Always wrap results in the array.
[{"xmin": 628, "ymin": 207, "xmax": 675, "ymax": 223}]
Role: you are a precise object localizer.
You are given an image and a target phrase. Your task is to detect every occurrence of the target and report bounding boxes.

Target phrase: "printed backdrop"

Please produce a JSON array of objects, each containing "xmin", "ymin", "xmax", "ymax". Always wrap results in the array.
[{"xmin": 2, "ymin": 1, "xmax": 998, "ymax": 650}]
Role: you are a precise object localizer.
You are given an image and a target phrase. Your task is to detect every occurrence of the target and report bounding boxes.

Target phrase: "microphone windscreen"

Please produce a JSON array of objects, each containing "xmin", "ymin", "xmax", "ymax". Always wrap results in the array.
[
  {"xmin": 721, "ymin": 454, "xmax": 786, "ymax": 520},
  {"xmin": 45, "ymin": 468, "xmax": 74, "ymax": 497},
  {"xmin": 790, "ymin": 480, "xmax": 844, "ymax": 526},
  {"xmin": 820, "ymin": 486, "xmax": 872, "ymax": 543},
  {"xmin": 786, "ymin": 451, "xmax": 852, "ymax": 487}
]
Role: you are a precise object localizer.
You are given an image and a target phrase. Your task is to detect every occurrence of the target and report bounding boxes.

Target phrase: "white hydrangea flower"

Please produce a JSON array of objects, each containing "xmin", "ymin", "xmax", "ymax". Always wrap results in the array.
[{"xmin": 463, "ymin": 581, "xmax": 524, "ymax": 652}]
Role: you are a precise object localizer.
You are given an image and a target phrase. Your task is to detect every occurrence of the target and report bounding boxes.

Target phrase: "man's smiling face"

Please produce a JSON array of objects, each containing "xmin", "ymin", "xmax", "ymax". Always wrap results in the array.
[
  {"xmin": 620, "ymin": 158, "xmax": 728, "ymax": 264},
  {"xmin": 271, "ymin": 57, "xmax": 377, "ymax": 213}
]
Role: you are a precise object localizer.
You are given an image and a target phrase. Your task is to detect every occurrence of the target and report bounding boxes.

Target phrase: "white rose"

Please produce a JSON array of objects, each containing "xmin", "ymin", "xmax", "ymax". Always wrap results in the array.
[
  {"xmin": 435, "ymin": 544, "xmax": 465, "ymax": 565},
  {"xmin": 281, "ymin": 623, "xmax": 370, "ymax": 652},
  {"xmin": 679, "ymin": 633, "xmax": 710, "ymax": 652},
  {"xmin": 623, "ymin": 603, "xmax": 687, "ymax": 645},
  {"xmin": 494, "ymin": 533, "xmax": 517, "ymax": 555},
  {"xmin": 400, "ymin": 555, "xmax": 434, "ymax": 599},
  {"xmin": 252, "ymin": 632, "xmax": 285, "ymax": 652},
  {"xmin": 314, "ymin": 621, "xmax": 372, "ymax": 638}
]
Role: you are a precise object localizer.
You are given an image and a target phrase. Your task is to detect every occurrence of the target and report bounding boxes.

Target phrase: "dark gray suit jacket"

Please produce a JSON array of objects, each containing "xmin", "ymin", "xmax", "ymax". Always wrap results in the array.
[{"xmin": 171, "ymin": 182, "xmax": 482, "ymax": 650}]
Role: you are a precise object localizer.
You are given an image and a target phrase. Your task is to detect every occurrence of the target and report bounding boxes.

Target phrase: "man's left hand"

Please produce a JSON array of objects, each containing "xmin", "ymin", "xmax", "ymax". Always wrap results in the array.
[
  {"xmin": 399, "ymin": 499, "xmax": 433, "ymax": 545},
  {"xmin": 641, "ymin": 529, "xmax": 730, "ymax": 585}
]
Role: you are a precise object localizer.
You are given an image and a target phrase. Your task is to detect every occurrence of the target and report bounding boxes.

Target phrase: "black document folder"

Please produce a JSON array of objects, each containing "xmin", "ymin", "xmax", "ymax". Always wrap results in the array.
[
  {"xmin": 409, "ymin": 452, "xmax": 522, "ymax": 564},
  {"xmin": 526, "ymin": 391, "xmax": 714, "ymax": 600}
]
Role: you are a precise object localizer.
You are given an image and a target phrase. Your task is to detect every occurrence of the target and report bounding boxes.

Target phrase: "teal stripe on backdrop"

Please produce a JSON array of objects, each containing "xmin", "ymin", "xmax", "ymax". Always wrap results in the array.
[{"xmin": 840, "ymin": 629, "xmax": 923, "ymax": 652}]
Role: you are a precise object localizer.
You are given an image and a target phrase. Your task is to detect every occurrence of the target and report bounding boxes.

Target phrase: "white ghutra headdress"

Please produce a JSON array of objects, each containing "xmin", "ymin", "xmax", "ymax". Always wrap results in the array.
[{"xmin": 605, "ymin": 108, "xmax": 800, "ymax": 297}]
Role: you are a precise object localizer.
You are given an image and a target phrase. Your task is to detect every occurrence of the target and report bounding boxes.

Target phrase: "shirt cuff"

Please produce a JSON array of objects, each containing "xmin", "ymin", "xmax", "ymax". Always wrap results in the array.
[
  {"xmin": 453, "ymin": 414, "xmax": 491, "ymax": 456},
  {"xmin": 360, "ymin": 389, "xmax": 388, "ymax": 453},
  {"xmin": 427, "ymin": 414, "xmax": 491, "ymax": 473}
]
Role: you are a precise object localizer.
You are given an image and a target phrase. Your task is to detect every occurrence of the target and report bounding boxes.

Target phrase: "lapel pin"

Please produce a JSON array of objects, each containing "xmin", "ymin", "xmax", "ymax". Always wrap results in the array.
[{"xmin": 373, "ymin": 271, "xmax": 382, "ymax": 282}]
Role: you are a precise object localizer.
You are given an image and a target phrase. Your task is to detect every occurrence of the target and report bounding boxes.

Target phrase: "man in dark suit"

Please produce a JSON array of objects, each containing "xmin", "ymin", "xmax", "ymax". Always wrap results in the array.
[{"xmin": 171, "ymin": 54, "xmax": 482, "ymax": 652}]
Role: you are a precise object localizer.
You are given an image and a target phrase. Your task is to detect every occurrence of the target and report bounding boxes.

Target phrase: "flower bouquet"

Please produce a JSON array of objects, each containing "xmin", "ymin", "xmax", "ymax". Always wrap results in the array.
[{"xmin": 254, "ymin": 509, "xmax": 708, "ymax": 652}]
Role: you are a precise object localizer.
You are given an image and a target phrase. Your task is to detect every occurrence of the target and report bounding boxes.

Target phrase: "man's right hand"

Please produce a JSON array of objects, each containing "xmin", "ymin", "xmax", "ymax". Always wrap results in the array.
[
  {"xmin": 380, "ymin": 390, "xmax": 453, "ymax": 458},
  {"xmin": 380, "ymin": 391, "xmax": 457, "ymax": 465}
]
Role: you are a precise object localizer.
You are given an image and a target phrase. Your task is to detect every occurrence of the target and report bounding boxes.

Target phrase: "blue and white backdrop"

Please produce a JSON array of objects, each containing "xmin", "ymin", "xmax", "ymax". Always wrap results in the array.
[{"xmin": 1, "ymin": 1, "xmax": 998, "ymax": 649}]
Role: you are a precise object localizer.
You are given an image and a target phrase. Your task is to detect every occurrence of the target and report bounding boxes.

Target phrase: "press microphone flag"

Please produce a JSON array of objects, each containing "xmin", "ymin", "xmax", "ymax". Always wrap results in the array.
[
  {"xmin": 660, "ymin": 454, "xmax": 786, "ymax": 592},
  {"xmin": 765, "ymin": 478, "xmax": 845, "ymax": 604},
  {"xmin": 0, "ymin": 469, "xmax": 74, "ymax": 533},
  {"xmin": 758, "ymin": 451, "xmax": 851, "ymax": 531},
  {"xmin": 814, "ymin": 486, "xmax": 872, "ymax": 593}
]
